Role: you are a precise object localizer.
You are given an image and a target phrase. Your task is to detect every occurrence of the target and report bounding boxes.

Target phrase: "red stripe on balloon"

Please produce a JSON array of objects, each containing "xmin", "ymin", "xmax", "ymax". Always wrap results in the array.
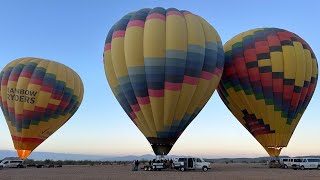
[
  {"xmin": 167, "ymin": 11, "xmax": 182, "ymax": 16},
  {"xmin": 127, "ymin": 20, "xmax": 145, "ymax": 28},
  {"xmin": 20, "ymin": 71, "xmax": 33, "ymax": 78},
  {"xmin": 35, "ymin": 106, "xmax": 46, "ymax": 112},
  {"xmin": 137, "ymin": 97, "xmax": 150, "ymax": 105},
  {"xmin": 1, "ymin": 79, "xmax": 8, "ymax": 85},
  {"xmin": 182, "ymin": 11, "xmax": 192, "ymax": 15},
  {"xmin": 201, "ymin": 71, "xmax": 213, "ymax": 80},
  {"xmin": 47, "ymin": 103, "xmax": 58, "ymax": 110},
  {"xmin": 30, "ymin": 79, "xmax": 43, "ymax": 85},
  {"xmin": 40, "ymin": 86, "xmax": 52, "ymax": 93},
  {"xmin": 9, "ymin": 75, "xmax": 19, "ymax": 81},
  {"xmin": 183, "ymin": 75, "xmax": 199, "ymax": 85},
  {"xmin": 130, "ymin": 111, "xmax": 137, "ymax": 119},
  {"xmin": 165, "ymin": 82, "xmax": 182, "ymax": 91},
  {"xmin": 104, "ymin": 43, "xmax": 111, "ymax": 51},
  {"xmin": 12, "ymin": 136, "xmax": 44, "ymax": 143},
  {"xmin": 146, "ymin": 13, "xmax": 165, "ymax": 21},
  {"xmin": 213, "ymin": 68, "xmax": 223, "ymax": 76},
  {"xmin": 131, "ymin": 104, "xmax": 141, "ymax": 112},
  {"xmin": 112, "ymin": 30, "xmax": 125, "ymax": 39},
  {"xmin": 148, "ymin": 89, "xmax": 164, "ymax": 97}
]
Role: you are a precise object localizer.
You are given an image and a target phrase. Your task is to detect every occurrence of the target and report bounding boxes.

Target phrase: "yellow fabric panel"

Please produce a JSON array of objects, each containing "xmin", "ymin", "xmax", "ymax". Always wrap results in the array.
[
  {"xmin": 185, "ymin": 79, "xmax": 209, "ymax": 115},
  {"xmin": 133, "ymin": 111, "xmax": 153, "ymax": 137},
  {"xmin": 270, "ymin": 52, "xmax": 284, "ymax": 73},
  {"xmin": 183, "ymin": 13, "xmax": 205, "ymax": 47},
  {"xmin": 139, "ymin": 104, "xmax": 157, "ymax": 136},
  {"xmin": 144, "ymin": 19, "xmax": 166, "ymax": 58},
  {"xmin": 282, "ymin": 45, "xmax": 297, "ymax": 79},
  {"xmin": 149, "ymin": 97, "xmax": 164, "ymax": 132},
  {"xmin": 166, "ymin": 14, "xmax": 187, "ymax": 51},
  {"xmin": 173, "ymin": 84, "xmax": 197, "ymax": 121},
  {"xmin": 304, "ymin": 50, "xmax": 312, "ymax": 81},
  {"xmin": 124, "ymin": 27, "xmax": 144, "ymax": 67},
  {"xmin": 198, "ymin": 17, "xmax": 220, "ymax": 43},
  {"xmin": 258, "ymin": 59, "xmax": 272, "ymax": 67},
  {"xmin": 197, "ymin": 75, "xmax": 220, "ymax": 109},
  {"xmin": 293, "ymin": 42, "xmax": 306, "ymax": 86},
  {"xmin": 104, "ymin": 51, "xmax": 118, "ymax": 95},
  {"xmin": 111, "ymin": 38, "xmax": 128, "ymax": 77},
  {"xmin": 164, "ymin": 90, "xmax": 180, "ymax": 128}
]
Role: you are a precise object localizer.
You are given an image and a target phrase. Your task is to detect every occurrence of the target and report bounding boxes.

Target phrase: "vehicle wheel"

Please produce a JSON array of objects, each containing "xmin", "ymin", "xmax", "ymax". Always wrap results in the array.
[
  {"xmin": 300, "ymin": 166, "xmax": 305, "ymax": 170},
  {"xmin": 180, "ymin": 167, "xmax": 185, "ymax": 172},
  {"xmin": 202, "ymin": 166, "xmax": 208, "ymax": 172},
  {"xmin": 284, "ymin": 165, "xmax": 288, "ymax": 169},
  {"xmin": 144, "ymin": 167, "xmax": 148, "ymax": 171},
  {"xmin": 318, "ymin": 166, "xmax": 320, "ymax": 170},
  {"xmin": 148, "ymin": 167, "xmax": 152, "ymax": 171}
]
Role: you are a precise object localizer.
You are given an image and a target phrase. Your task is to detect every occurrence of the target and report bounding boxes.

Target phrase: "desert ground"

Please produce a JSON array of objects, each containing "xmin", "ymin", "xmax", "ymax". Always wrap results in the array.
[{"xmin": 1, "ymin": 163, "xmax": 320, "ymax": 180}]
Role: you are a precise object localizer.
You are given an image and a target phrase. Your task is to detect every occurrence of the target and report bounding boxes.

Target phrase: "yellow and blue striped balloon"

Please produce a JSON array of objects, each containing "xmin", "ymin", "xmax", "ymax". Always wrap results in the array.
[{"xmin": 104, "ymin": 7, "xmax": 224, "ymax": 155}]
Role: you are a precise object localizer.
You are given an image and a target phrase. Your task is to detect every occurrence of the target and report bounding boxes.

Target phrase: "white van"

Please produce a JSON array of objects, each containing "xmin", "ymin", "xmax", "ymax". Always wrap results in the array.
[
  {"xmin": 282, "ymin": 158, "xmax": 302, "ymax": 169},
  {"xmin": 0, "ymin": 159, "xmax": 24, "ymax": 169},
  {"xmin": 299, "ymin": 158, "xmax": 320, "ymax": 170},
  {"xmin": 173, "ymin": 157, "xmax": 211, "ymax": 171}
]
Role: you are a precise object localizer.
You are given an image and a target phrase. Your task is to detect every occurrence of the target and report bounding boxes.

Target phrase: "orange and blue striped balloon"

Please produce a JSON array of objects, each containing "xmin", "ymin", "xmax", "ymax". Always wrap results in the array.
[{"xmin": 104, "ymin": 7, "xmax": 224, "ymax": 155}]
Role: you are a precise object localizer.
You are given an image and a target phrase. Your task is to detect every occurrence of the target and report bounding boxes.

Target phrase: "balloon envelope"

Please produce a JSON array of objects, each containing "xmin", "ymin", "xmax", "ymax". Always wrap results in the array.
[
  {"xmin": 218, "ymin": 28, "xmax": 318, "ymax": 157},
  {"xmin": 104, "ymin": 7, "xmax": 224, "ymax": 155},
  {"xmin": 0, "ymin": 58, "xmax": 84, "ymax": 159}
]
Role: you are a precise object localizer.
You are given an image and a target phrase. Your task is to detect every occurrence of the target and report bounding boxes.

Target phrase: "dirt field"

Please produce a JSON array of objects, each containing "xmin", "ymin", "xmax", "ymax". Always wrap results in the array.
[{"xmin": 1, "ymin": 163, "xmax": 320, "ymax": 180}]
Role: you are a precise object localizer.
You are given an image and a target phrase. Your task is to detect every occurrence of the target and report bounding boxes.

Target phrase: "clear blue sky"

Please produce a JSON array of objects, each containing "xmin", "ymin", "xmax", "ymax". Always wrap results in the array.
[{"xmin": 0, "ymin": 0, "xmax": 319, "ymax": 158}]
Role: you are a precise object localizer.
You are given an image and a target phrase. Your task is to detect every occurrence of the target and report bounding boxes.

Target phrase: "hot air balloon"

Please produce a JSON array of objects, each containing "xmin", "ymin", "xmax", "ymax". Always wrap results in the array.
[
  {"xmin": 0, "ymin": 58, "xmax": 84, "ymax": 159},
  {"xmin": 103, "ymin": 7, "xmax": 224, "ymax": 155},
  {"xmin": 218, "ymin": 28, "xmax": 318, "ymax": 157}
]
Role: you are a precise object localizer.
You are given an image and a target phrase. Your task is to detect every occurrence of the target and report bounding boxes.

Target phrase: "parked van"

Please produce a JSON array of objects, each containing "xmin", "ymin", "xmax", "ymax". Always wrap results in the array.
[
  {"xmin": 299, "ymin": 158, "xmax": 320, "ymax": 170},
  {"xmin": 173, "ymin": 157, "xmax": 211, "ymax": 171},
  {"xmin": 0, "ymin": 159, "xmax": 24, "ymax": 169},
  {"xmin": 282, "ymin": 158, "xmax": 302, "ymax": 169}
]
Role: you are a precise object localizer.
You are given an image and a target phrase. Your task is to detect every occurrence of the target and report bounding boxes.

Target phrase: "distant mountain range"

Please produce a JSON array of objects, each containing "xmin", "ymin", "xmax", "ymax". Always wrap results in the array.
[
  {"xmin": 1, "ymin": 150, "xmax": 319, "ymax": 162},
  {"xmin": 0, "ymin": 150, "xmax": 185, "ymax": 161}
]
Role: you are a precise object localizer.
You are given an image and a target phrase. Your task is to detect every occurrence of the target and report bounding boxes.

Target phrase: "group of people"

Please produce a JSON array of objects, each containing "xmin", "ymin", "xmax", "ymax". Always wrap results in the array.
[{"xmin": 132, "ymin": 160, "xmax": 140, "ymax": 171}]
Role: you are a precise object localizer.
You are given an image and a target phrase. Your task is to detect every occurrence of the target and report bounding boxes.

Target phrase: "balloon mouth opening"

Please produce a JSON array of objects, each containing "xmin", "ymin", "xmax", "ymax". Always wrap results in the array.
[
  {"xmin": 265, "ymin": 146, "xmax": 285, "ymax": 157},
  {"xmin": 16, "ymin": 149, "xmax": 32, "ymax": 159},
  {"xmin": 266, "ymin": 146, "xmax": 284, "ymax": 150},
  {"xmin": 151, "ymin": 144, "xmax": 173, "ymax": 155}
]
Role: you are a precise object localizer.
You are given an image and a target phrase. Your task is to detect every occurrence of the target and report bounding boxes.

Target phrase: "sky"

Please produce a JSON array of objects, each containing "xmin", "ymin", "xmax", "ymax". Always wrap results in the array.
[{"xmin": 0, "ymin": 0, "xmax": 319, "ymax": 158}]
